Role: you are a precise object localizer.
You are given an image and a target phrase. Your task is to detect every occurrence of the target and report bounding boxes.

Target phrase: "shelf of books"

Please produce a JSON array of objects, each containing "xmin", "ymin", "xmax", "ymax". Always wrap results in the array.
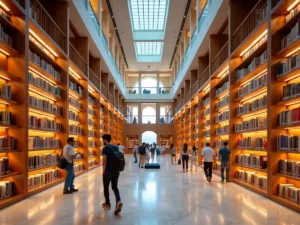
[
  {"xmin": 191, "ymin": 97, "xmax": 199, "ymax": 151},
  {"xmin": 269, "ymin": 0, "xmax": 300, "ymax": 212},
  {"xmin": 0, "ymin": 0, "xmax": 26, "ymax": 208},
  {"xmin": 229, "ymin": 0, "xmax": 269, "ymax": 196}
]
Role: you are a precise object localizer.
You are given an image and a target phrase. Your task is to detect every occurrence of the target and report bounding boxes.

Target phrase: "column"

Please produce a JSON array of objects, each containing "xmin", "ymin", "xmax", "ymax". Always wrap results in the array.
[{"xmin": 138, "ymin": 103, "xmax": 142, "ymax": 124}]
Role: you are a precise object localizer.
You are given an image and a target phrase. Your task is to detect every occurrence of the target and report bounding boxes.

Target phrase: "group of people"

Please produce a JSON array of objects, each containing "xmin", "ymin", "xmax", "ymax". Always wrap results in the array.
[
  {"xmin": 60, "ymin": 136, "xmax": 231, "ymax": 217},
  {"xmin": 171, "ymin": 142, "xmax": 231, "ymax": 183},
  {"xmin": 61, "ymin": 134, "xmax": 124, "ymax": 215},
  {"xmin": 133, "ymin": 143, "xmax": 166, "ymax": 168}
]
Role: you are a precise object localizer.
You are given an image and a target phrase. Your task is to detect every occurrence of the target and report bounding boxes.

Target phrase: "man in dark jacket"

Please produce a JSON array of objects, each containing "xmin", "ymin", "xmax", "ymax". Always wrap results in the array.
[{"xmin": 101, "ymin": 134, "xmax": 123, "ymax": 215}]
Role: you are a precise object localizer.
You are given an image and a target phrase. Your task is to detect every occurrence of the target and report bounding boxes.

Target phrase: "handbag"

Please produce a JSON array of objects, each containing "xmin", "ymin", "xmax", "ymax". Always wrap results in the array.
[
  {"xmin": 57, "ymin": 150, "xmax": 68, "ymax": 169},
  {"xmin": 178, "ymin": 159, "xmax": 181, "ymax": 165}
]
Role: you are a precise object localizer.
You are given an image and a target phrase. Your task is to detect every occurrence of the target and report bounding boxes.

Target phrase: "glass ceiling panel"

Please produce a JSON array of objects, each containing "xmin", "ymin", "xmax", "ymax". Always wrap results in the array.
[
  {"xmin": 135, "ymin": 42, "xmax": 163, "ymax": 56},
  {"xmin": 129, "ymin": 0, "xmax": 168, "ymax": 31}
]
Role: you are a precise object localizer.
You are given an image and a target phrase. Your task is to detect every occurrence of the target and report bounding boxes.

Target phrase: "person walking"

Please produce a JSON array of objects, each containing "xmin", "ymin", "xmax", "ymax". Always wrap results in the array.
[
  {"xmin": 101, "ymin": 134, "xmax": 123, "ymax": 215},
  {"xmin": 145, "ymin": 143, "xmax": 151, "ymax": 163},
  {"xmin": 170, "ymin": 144, "xmax": 176, "ymax": 165},
  {"xmin": 139, "ymin": 142, "xmax": 146, "ymax": 168},
  {"xmin": 201, "ymin": 143, "xmax": 215, "ymax": 182},
  {"xmin": 219, "ymin": 142, "xmax": 231, "ymax": 183},
  {"xmin": 180, "ymin": 143, "xmax": 189, "ymax": 172},
  {"xmin": 62, "ymin": 137, "xmax": 81, "ymax": 194},
  {"xmin": 133, "ymin": 143, "xmax": 138, "ymax": 163},
  {"xmin": 190, "ymin": 146, "xmax": 198, "ymax": 172}
]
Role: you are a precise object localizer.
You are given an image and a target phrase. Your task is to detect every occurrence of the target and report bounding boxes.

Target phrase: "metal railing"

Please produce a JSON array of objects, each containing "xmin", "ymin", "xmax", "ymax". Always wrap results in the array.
[
  {"xmin": 127, "ymin": 87, "xmax": 172, "ymax": 95},
  {"xmin": 89, "ymin": 68, "xmax": 100, "ymax": 91},
  {"xmin": 231, "ymin": 0, "xmax": 267, "ymax": 53},
  {"xmin": 69, "ymin": 43, "xmax": 87, "ymax": 76},
  {"xmin": 142, "ymin": 115, "xmax": 156, "ymax": 124},
  {"xmin": 185, "ymin": 90, "xmax": 191, "ymax": 103},
  {"xmin": 30, "ymin": 0, "xmax": 66, "ymax": 52},
  {"xmin": 88, "ymin": 3, "xmax": 100, "ymax": 34},
  {"xmin": 192, "ymin": 81, "xmax": 198, "ymax": 96},
  {"xmin": 211, "ymin": 41, "xmax": 228, "ymax": 75},
  {"xmin": 199, "ymin": 66, "xmax": 210, "ymax": 89},
  {"xmin": 127, "ymin": 87, "xmax": 139, "ymax": 94},
  {"xmin": 101, "ymin": 83, "xmax": 108, "ymax": 99},
  {"xmin": 108, "ymin": 92, "xmax": 114, "ymax": 103}
]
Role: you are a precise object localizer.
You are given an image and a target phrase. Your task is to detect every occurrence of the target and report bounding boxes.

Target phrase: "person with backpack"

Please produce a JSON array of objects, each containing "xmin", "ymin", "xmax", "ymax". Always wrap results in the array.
[
  {"xmin": 180, "ymin": 143, "xmax": 189, "ymax": 172},
  {"xmin": 139, "ymin": 142, "xmax": 146, "ymax": 168},
  {"xmin": 62, "ymin": 137, "xmax": 81, "ymax": 194},
  {"xmin": 101, "ymin": 134, "xmax": 125, "ymax": 215}
]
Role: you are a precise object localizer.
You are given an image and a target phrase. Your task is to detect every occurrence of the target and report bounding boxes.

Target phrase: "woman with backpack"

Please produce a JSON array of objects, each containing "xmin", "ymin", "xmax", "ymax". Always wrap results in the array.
[
  {"xmin": 180, "ymin": 143, "xmax": 189, "ymax": 172},
  {"xmin": 190, "ymin": 146, "xmax": 198, "ymax": 172}
]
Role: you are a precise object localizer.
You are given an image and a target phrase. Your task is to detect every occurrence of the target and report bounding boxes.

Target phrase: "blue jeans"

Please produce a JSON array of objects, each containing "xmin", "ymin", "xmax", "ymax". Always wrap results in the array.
[
  {"xmin": 64, "ymin": 163, "xmax": 75, "ymax": 191},
  {"xmin": 133, "ymin": 152, "xmax": 137, "ymax": 162}
]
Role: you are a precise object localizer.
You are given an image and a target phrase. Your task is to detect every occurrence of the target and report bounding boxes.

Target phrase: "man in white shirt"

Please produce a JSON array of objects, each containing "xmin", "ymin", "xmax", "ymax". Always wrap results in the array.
[
  {"xmin": 117, "ymin": 143, "xmax": 124, "ymax": 153},
  {"xmin": 201, "ymin": 143, "xmax": 215, "ymax": 182},
  {"xmin": 133, "ymin": 144, "xmax": 138, "ymax": 163},
  {"xmin": 62, "ymin": 137, "xmax": 81, "ymax": 194}
]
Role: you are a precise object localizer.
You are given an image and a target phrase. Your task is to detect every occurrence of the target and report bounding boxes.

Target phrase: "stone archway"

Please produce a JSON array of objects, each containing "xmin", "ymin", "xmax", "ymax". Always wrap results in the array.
[{"xmin": 142, "ymin": 131, "xmax": 157, "ymax": 145}]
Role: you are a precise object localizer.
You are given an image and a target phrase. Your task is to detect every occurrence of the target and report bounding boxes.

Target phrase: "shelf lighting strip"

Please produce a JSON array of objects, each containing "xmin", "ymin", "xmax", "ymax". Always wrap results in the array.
[
  {"xmin": 285, "ymin": 73, "xmax": 300, "ymax": 82},
  {"xmin": 29, "ymin": 87, "xmax": 57, "ymax": 102},
  {"xmin": 69, "ymin": 68, "xmax": 81, "ymax": 80},
  {"xmin": 0, "ymin": 74, "xmax": 10, "ymax": 81},
  {"xmin": 88, "ymin": 86, "xmax": 95, "ymax": 94},
  {"xmin": 29, "ymin": 67, "xmax": 56, "ymax": 85},
  {"xmin": 240, "ymin": 69, "xmax": 268, "ymax": 87},
  {"xmin": 0, "ymin": 1, "xmax": 10, "ymax": 12},
  {"xmin": 217, "ymin": 67, "xmax": 229, "ymax": 78},
  {"xmin": 287, "ymin": 0, "xmax": 300, "ymax": 11},
  {"xmin": 240, "ymin": 30, "xmax": 268, "ymax": 57},
  {"xmin": 0, "ymin": 48, "xmax": 9, "ymax": 56},
  {"xmin": 29, "ymin": 29, "xmax": 58, "ymax": 58}
]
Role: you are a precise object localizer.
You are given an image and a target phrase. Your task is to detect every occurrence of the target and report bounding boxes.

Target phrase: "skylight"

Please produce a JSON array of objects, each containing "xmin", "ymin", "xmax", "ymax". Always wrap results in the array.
[
  {"xmin": 135, "ymin": 42, "xmax": 163, "ymax": 56},
  {"xmin": 129, "ymin": 0, "xmax": 168, "ymax": 31}
]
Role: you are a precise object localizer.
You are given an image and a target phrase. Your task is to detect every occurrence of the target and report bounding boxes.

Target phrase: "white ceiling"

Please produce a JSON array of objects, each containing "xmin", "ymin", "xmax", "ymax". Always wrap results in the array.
[{"xmin": 110, "ymin": 0, "xmax": 188, "ymax": 72}]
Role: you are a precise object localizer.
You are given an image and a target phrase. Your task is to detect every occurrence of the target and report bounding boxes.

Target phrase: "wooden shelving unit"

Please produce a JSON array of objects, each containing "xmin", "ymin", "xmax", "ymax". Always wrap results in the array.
[
  {"xmin": 173, "ymin": 0, "xmax": 300, "ymax": 212},
  {"xmin": 0, "ymin": 0, "xmax": 125, "ymax": 209}
]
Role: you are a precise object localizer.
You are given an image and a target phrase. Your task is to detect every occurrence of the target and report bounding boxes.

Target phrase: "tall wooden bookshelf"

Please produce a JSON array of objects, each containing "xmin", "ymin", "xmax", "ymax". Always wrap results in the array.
[
  {"xmin": 174, "ymin": 0, "xmax": 300, "ymax": 212},
  {"xmin": 0, "ymin": 0, "xmax": 125, "ymax": 209}
]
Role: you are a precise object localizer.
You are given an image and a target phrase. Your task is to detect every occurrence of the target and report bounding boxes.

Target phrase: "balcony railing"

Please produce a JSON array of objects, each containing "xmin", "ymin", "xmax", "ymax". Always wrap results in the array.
[
  {"xmin": 70, "ymin": 43, "xmax": 87, "ymax": 76},
  {"xmin": 231, "ymin": 0, "xmax": 267, "ymax": 53},
  {"xmin": 173, "ymin": 0, "xmax": 210, "ymax": 91},
  {"xmin": 199, "ymin": 66, "xmax": 210, "ymax": 89},
  {"xmin": 127, "ymin": 87, "xmax": 139, "ymax": 94},
  {"xmin": 108, "ymin": 92, "xmax": 114, "ymax": 103},
  {"xmin": 192, "ymin": 81, "xmax": 198, "ymax": 96},
  {"xmin": 142, "ymin": 115, "xmax": 156, "ymax": 124},
  {"xmin": 89, "ymin": 69, "xmax": 100, "ymax": 91},
  {"xmin": 185, "ymin": 90, "xmax": 191, "ymax": 103},
  {"xmin": 211, "ymin": 41, "xmax": 228, "ymax": 75},
  {"xmin": 88, "ymin": 3, "xmax": 100, "ymax": 34},
  {"xmin": 101, "ymin": 83, "xmax": 108, "ymax": 99},
  {"xmin": 127, "ymin": 115, "xmax": 138, "ymax": 124},
  {"xmin": 30, "ymin": 0, "xmax": 66, "ymax": 52}
]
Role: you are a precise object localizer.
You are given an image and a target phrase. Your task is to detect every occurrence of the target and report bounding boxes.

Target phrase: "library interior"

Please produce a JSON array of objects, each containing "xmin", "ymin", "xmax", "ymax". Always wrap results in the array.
[{"xmin": 0, "ymin": 0, "xmax": 300, "ymax": 224}]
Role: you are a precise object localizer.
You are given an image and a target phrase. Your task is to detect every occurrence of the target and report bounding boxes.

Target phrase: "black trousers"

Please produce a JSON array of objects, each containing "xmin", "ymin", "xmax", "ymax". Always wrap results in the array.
[
  {"xmin": 182, "ymin": 155, "xmax": 189, "ymax": 170},
  {"xmin": 204, "ymin": 162, "xmax": 213, "ymax": 178},
  {"xmin": 103, "ymin": 173, "xmax": 121, "ymax": 204}
]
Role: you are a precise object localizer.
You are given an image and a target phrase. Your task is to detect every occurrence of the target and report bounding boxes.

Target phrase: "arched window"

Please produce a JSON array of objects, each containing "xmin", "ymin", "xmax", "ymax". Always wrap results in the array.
[
  {"xmin": 142, "ymin": 106, "xmax": 156, "ymax": 124},
  {"xmin": 134, "ymin": 77, "xmax": 164, "ymax": 94}
]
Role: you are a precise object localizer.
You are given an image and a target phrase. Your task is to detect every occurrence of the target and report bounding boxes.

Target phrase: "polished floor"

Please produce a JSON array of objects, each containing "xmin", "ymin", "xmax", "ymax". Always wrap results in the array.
[{"xmin": 1, "ymin": 155, "xmax": 300, "ymax": 225}]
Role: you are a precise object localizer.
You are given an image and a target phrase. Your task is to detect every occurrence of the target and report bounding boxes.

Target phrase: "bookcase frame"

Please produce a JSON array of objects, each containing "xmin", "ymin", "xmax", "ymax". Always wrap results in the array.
[{"xmin": 174, "ymin": 0, "xmax": 300, "ymax": 212}]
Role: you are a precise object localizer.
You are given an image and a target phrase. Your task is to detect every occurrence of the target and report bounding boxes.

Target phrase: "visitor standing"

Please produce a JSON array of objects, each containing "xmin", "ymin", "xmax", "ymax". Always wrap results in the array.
[
  {"xmin": 139, "ymin": 143, "xmax": 146, "ymax": 168},
  {"xmin": 161, "ymin": 144, "xmax": 166, "ymax": 155},
  {"xmin": 145, "ymin": 143, "xmax": 151, "ymax": 163},
  {"xmin": 62, "ymin": 137, "xmax": 81, "ymax": 194},
  {"xmin": 180, "ymin": 143, "xmax": 189, "ymax": 172},
  {"xmin": 156, "ymin": 144, "xmax": 160, "ymax": 156},
  {"xmin": 170, "ymin": 144, "xmax": 176, "ymax": 165},
  {"xmin": 219, "ymin": 142, "xmax": 231, "ymax": 183},
  {"xmin": 190, "ymin": 146, "xmax": 198, "ymax": 172},
  {"xmin": 133, "ymin": 144, "xmax": 138, "ymax": 163},
  {"xmin": 101, "ymin": 134, "xmax": 123, "ymax": 215},
  {"xmin": 201, "ymin": 143, "xmax": 215, "ymax": 182}
]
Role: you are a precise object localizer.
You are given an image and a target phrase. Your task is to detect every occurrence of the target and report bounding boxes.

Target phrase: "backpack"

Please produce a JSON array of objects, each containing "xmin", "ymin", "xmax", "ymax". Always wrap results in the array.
[
  {"xmin": 108, "ymin": 145, "xmax": 125, "ymax": 173},
  {"xmin": 139, "ymin": 145, "xmax": 146, "ymax": 155}
]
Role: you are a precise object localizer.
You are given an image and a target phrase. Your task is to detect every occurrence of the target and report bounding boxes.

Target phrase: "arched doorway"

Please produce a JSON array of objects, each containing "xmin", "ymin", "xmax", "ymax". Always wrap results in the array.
[
  {"xmin": 142, "ymin": 106, "xmax": 156, "ymax": 124},
  {"xmin": 142, "ymin": 131, "xmax": 157, "ymax": 145}
]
